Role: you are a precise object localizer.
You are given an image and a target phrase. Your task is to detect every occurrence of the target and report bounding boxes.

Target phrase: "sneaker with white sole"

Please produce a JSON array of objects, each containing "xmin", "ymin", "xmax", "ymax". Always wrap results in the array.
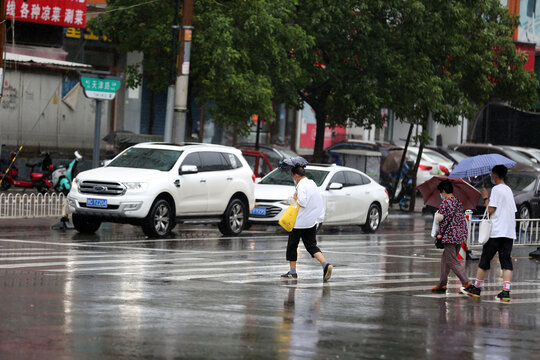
[
  {"xmin": 323, "ymin": 264, "xmax": 333, "ymax": 282},
  {"xmin": 280, "ymin": 271, "xmax": 297, "ymax": 279}
]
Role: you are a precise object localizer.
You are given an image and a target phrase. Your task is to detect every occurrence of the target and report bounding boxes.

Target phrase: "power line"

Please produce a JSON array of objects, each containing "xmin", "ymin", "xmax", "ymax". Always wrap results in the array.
[{"xmin": 102, "ymin": 0, "xmax": 161, "ymax": 14}]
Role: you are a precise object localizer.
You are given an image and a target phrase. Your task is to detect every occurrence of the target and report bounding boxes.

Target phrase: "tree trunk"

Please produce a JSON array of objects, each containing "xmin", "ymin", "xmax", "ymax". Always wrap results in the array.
[
  {"xmin": 409, "ymin": 120, "xmax": 428, "ymax": 212},
  {"xmin": 390, "ymin": 123, "xmax": 414, "ymax": 203},
  {"xmin": 313, "ymin": 108, "xmax": 327, "ymax": 163}
]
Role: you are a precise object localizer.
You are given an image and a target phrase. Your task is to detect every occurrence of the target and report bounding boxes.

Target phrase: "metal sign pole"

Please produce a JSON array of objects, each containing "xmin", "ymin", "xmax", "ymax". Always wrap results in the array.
[{"xmin": 92, "ymin": 100, "xmax": 103, "ymax": 168}]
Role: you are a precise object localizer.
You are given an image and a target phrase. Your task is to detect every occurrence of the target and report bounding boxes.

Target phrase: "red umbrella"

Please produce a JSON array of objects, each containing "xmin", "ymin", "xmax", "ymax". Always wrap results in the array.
[{"xmin": 417, "ymin": 175, "xmax": 481, "ymax": 210}]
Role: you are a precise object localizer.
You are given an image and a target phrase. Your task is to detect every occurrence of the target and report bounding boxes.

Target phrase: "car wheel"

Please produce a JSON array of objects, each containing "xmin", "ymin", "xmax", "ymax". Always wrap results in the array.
[
  {"xmin": 518, "ymin": 204, "xmax": 531, "ymax": 232},
  {"xmin": 218, "ymin": 198, "xmax": 247, "ymax": 236},
  {"xmin": 0, "ymin": 180, "xmax": 10, "ymax": 191},
  {"xmin": 142, "ymin": 199, "xmax": 175, "ymax": 238},
  {"xmin": 362, "ymin": 204, "xmax": 381, "ymax": 233},
  {"xmin": 72, "ymin": 213, "xmax": 102, "ymax": 234}
]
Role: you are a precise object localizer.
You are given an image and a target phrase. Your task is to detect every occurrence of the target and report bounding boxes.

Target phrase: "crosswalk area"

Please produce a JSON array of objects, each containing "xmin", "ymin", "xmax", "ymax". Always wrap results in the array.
[{"xmin": 1, "ymin": 235, "xmax": 540, "ymax": 304}]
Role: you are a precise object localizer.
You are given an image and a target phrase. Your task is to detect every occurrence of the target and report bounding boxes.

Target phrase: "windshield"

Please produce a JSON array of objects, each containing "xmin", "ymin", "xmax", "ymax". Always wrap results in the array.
[
  {"xmin": 503, "ymin": 148, "xmax": 534, "ymax": 166},
  {"xmin": 108, "ymin": 148, "xmax": 182, "ymax": 171},
  {"xmin": 260, "ymin": 168, "xmax": 329, "ymax": 186},
  {"xmin": 448, "ymin": 150, "xmax": 467, "ymax": 162},
  {"xmin": 279, "ymin": 149, "xmax": 298, "ymax": 158},
  {"xmin": 408, "ymin": 148, "xmax": 451, "ymax": 164},
  {"xmin": 475, "ymin": 173, "xmax": 537, "ymax": 192},
  {"xmin": 505, "ymin": 173, "xmax": 537, "ymax": 192}
]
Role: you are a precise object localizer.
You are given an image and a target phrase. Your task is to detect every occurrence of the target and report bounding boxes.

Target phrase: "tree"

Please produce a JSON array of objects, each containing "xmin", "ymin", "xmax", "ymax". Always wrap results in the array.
[
  {"xmin": 90, "ymin": 0, "xmax": 311, "ymax": 135},
  {"xmin": 387, "ymin": 0, "xmax": 538, "ymax": 210},
  {"xmin": 293, "ymin": 1, "xmax": 398, "ymax": 161}
]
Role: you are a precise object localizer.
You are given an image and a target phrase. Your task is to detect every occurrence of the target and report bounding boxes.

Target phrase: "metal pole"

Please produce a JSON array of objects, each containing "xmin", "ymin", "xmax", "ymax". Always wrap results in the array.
[
  {"xmin": 172, "ymin": 0, "xmax": 194, "ymax": 143},
  {"xmin": 164, "ymin": 0, "xmax": 182, "ymax": 143},
  {"xmin": 92, "ymin": 100, "xmax": 103, "ymax": 168}
]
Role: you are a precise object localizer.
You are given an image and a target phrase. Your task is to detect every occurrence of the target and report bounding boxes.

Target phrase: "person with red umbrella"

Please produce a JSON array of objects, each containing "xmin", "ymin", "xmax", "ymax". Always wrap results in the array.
[{"xmin": 430, "ymin": 180, "xmax": 472, "ymax": 293}]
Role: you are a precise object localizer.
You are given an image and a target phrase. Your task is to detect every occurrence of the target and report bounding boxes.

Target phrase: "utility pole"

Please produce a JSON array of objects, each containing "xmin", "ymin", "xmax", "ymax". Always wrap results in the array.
[
  {"xmin": 0, "ymin": 0, "xmax": 6, "ymax": 97},
  {"xmin": 172, "ymin": 0, "xmax": 193, "ymax": 143},
  {"xmin": 163, "ymin": 0, "xmax": 182, "ymax": 143}
]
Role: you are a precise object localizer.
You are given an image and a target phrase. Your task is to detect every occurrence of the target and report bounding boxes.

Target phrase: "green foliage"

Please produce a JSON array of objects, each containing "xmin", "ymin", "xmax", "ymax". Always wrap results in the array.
[
  {"xmin": 90, "ymin": 0, "xmax": 537, "ymax": 147},
  {"xmin": 89, "ymin": 0, "xmax": 175, "ymax": 92}
]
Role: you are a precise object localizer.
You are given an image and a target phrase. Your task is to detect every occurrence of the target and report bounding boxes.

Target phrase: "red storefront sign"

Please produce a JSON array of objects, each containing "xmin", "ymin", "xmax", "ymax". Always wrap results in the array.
[{"xmin": 6, "ymin": 0, "xmax": 87, "ymax": 28}]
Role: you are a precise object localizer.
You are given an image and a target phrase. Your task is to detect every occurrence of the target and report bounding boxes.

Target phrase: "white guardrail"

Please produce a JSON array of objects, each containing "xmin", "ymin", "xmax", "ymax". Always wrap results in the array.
[
  {"xmin": 467, "ymin": 218, "xmax": 540, "ymax": 246},
  {"xmin": 0, "ymin": 193, "xmax": 65, "ymax": 218}
]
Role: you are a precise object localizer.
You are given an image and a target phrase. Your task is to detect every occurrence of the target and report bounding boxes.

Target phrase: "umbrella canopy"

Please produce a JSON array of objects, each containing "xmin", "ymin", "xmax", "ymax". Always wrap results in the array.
[
  {"xmin": 449, "ymin": 153, "xmax": 516, "ymax": 178},
  {"xmin": 417, "ymin": 175, "xmax": 481, "ymax": 210},
  {"xmin": 279, "ymin": 156, "xmax": 308, "ymax": 171}
]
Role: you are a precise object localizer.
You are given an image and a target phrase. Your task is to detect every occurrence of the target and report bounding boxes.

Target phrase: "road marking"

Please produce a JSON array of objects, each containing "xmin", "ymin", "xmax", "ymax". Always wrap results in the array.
[
  {"xmin": 44, "ymin": 259, "xmax": 252, "ymax": 273},
  {"xmin": 224, "ymin": 272, "xmax": 428, "ymax": 284},
  {"xmin": 323, "ymin": 250, "xmax": 439, "ymax": 260},
  {"xmin": 363, "ymin": 282, "xmax": 540, "ymax": 294}
]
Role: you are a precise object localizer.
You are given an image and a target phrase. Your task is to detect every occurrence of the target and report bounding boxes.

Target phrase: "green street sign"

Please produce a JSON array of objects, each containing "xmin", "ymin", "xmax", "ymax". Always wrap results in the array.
[{"xmin": 81, "ymin": 76, "xmax": 121, "ymax": 100}]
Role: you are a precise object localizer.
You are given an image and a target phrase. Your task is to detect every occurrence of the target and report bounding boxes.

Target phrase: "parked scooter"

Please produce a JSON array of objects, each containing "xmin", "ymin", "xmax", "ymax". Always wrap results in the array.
[
  {"xmin": 26, "ymin": 152, "xmax": 55, "ymax": 193},
  {"xmin": 0, "ymin": 148, "xmax": 54, "ymax": 194},
  {"xmin": 51, "ymin": 151, "xmax": 83, "ymax": 195}
]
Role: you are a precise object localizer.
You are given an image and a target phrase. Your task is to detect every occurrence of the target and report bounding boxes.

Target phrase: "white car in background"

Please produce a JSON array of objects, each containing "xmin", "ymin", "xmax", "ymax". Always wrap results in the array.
[
  {"xmin": 249, "ymin": 164, "xmax": 389, "ymax": 232},
  {"xmin": 406, "ymin": 147, "xmax": 454, "ymax": 185}
]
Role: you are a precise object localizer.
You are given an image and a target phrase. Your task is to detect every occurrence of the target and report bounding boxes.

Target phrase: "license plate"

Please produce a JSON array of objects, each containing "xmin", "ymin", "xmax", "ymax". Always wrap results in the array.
[
  {"xmin": 86, "ymin": 198, "xmax": 107, "ymax": 208},
  {"xmin": 250, "ymin": 207, "xmax": 267, "ymax": 216}
]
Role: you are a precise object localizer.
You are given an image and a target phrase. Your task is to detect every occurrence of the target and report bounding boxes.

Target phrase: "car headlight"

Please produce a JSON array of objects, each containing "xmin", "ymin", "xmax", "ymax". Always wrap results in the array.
[{"xmin": 123, "ymin": 182, "xmax": 147, "ymax": 190}]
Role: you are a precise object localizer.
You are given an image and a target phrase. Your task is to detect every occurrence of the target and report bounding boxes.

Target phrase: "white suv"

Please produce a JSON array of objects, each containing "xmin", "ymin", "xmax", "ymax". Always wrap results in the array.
[{"xmin": 68, "ymin": 143, "xmax": 255, "ymax": 238}]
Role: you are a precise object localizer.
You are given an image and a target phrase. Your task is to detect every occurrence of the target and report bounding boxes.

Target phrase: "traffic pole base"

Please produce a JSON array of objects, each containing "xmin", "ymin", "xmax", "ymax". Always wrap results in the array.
[
  {"xmin": 51, "ymin": 217, "xmax": 74, "ymax": 231},
  {"xmin": 466, "ymin": 250, "xmax": 479, "ymax": 261},
  {"xmin": 529, "ymin": 247, "xmax": 540, "ymax": 259}
]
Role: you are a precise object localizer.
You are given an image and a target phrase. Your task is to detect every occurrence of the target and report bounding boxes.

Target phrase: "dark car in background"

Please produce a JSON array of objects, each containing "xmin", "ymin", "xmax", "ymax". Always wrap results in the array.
[
  {"xmin": 323, "ymin": 140, "xmax": 401, "ymax": 165},
  {"xmin": 450, "ymin": 143, "xmax": 540, "ymax": 170},
  {"xmin": 473, "ymin": 164, "xmax": 540, "ymax": 222},
  {"xmin": 235, "ymin": 143, "xmax": 298, "ymax": 169},
  {"xmin": 236, "ymin": 147, "xmax": 274, "ymax": 178},
  {"xmin": 426, "ymin": 146, "xmax": 468, "ymax": 166}
]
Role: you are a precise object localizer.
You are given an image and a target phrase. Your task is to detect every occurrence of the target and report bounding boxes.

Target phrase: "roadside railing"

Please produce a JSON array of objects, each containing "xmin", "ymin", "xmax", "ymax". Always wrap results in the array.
[
  {"xmin": 0, "ymin": 193, "xmax": 65, "ymax": 218},
  {"xmin": 467, "ymin": 217, "xmax": 540, "ymax": 246}
]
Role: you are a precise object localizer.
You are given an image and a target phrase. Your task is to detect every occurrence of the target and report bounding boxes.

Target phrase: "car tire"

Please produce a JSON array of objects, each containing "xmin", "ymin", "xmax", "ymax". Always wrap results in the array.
[
  {"xmin": 0, "ymin": 180, "xmax": 10, "ymax": 191},
  {"xmin": 517, "ymin": 204, "xmax": 531, "ymax": 232},
  {"xmin": 142, "ymin": 199, "xmax": 175, "ymax": 238},
  {"xmin": 362, "ymin": 204, "xmax": 381, "ymax": 233},
  {"xmin": 218, "ymin": 198, "xmax": 247, "ymax": 236},
  {"xmin": 72, "ymin": 213, "xmax": 102, "ymax": 234}
]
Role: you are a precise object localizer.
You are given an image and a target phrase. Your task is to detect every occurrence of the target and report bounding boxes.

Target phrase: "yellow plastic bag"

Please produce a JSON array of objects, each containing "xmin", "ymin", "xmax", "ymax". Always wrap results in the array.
[{"xmin": 279, "ymin": 202, "xmax": 299, "ymax": 232}]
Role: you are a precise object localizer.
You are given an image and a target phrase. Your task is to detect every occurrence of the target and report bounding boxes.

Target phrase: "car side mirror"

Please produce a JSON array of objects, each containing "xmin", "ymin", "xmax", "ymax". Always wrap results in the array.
[
  {"xmin": 179, "ymin": 165, "xmax": 198, "ymax": 175},
  {"xmin": 328, "ymin": 182, "xmax": 343, "ymax": 190}
]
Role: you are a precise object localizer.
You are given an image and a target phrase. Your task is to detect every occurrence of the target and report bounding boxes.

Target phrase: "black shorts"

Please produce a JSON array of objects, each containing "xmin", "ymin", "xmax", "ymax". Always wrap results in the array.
[
  {"xmin": 478, "ymin": 237, "xmax": 513, "ymax": 271},
  {"xmin": 286, "ymin": 226, "xmax": 321, "ymax": 262}
]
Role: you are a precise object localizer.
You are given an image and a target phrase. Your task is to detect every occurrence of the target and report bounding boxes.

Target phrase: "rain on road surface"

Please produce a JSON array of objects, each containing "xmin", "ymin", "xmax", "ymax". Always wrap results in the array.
[{"xmin": 1, "ymin": 215, "xmax": 540, "ymax": 359}]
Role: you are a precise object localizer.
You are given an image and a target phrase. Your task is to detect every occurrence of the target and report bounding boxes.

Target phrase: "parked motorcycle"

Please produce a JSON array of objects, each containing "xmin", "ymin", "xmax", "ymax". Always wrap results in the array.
[
  {"xmin": 0, "ymin": 149, "xmax": 54, "ymax": 194},
  {"xmin": 51, "ymin": 151, "xmax": 83, "ymax": 195}
]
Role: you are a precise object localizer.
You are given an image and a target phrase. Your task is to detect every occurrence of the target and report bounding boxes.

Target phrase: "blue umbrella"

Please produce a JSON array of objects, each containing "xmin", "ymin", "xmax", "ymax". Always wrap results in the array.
[{"xmin": 449, "ymin": 154, "xmax": 516, "ymax": 178}]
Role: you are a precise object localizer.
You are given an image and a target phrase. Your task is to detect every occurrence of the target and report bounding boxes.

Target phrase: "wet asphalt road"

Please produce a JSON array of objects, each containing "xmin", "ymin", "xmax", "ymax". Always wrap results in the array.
[{"xmin": 1, "ymin": 215, "xmax": 540, "ymax": 360}]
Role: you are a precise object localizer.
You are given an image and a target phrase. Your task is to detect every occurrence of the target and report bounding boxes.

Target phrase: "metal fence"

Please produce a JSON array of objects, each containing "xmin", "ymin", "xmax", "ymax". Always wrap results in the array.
[
  {"xmin": 467, "ymin": 218, "xmax": 540, "ymax": 246},
  {"xmin": 0, "ymin": 193, "xmax": 65, "ymax": 218}
]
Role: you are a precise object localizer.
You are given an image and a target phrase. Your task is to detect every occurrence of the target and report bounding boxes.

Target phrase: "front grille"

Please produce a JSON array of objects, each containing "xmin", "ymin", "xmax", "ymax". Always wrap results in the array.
[
  {"xmin": 79, "ymin": 181, "xmax": 125, "ymax": 196},
  {"xmin": 251, "ymin": 204, "xmax": 283, "ymax": 218}
]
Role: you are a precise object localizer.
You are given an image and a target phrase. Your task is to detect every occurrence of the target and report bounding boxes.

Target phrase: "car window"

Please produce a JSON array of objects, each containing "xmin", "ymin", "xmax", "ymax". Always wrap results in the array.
[
  {"xmin": 108, "ymin": 148, "xmax": 182, "ymax": 171},
  {"xmin": 260, "ymin": 168, "xmax": 329, "ymax": 186},
  {"xmin": 503, "ymin": 148, "xmax": 534, "ymax": 166},
  {"xmin": 181, "ymin": 152, "xmax": 202, "ymax": 169},
  {"xmin": 200, "ymin": 151, "xmax": 228, "ymax": 171},
  {"xmin": 329, "ymin": 171, "xmax": 346, "ymax": 185},
  {"xmin": 258, "ymin": 158, "xmax": 272, "ymax": 177},
  {"xmin": 223, "ymin": 153, "xmax": 243, "ymax": 169},
  {"xmin": 448, "ymin": 150, "xmax": 467, "ymax": 162},
  {"xmin": 345, "ymin": 171, "xmax": 370, "ymax": 186},
  {"xmin": 505, "ymin": 173, "xmax": 537, "ymax": 192},
  {"xmin": 243, "ymin": 154, "xmax": 256, "ymax": 171}
]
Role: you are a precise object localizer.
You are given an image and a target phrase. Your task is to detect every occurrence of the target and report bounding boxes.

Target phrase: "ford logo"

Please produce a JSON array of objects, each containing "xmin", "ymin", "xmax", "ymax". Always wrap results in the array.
[{"xmin": 94, "ymin": 185, "xmax": 107, "ymax": 192}]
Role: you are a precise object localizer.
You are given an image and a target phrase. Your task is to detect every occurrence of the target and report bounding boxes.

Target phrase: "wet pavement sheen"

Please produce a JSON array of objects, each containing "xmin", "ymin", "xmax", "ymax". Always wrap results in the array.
[{"xmin": 1, "ymin": 215, "xmax": 540, "ymax": 359}]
